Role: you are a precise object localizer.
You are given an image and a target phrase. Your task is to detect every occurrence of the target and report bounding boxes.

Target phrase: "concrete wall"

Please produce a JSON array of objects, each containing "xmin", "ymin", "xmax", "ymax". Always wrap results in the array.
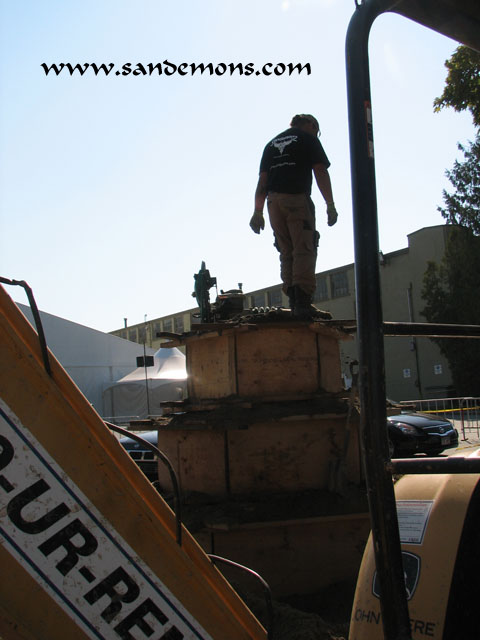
[{"xmin": 381, "ymin": 226, "xmax": 452, "ymax": 400}]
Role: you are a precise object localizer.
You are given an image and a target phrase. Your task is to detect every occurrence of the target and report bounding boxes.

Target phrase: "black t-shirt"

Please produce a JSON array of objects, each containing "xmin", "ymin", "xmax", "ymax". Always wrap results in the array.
[{"xmin": 259, "ymin": 127, "xmax": 330, "ymax": 195}]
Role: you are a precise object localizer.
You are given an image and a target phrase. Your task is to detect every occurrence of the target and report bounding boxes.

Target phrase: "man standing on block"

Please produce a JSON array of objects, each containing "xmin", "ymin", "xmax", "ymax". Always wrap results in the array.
[{"xmin": 250, "ymin": 114, "xmax": 338, "ymax": 319}]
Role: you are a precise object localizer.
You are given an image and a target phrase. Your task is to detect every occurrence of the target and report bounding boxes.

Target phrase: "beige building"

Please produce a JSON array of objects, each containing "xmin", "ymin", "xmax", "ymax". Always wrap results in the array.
[{"xmin": 110, "ymin": 225, "xmax": 453, "ymax": 401}]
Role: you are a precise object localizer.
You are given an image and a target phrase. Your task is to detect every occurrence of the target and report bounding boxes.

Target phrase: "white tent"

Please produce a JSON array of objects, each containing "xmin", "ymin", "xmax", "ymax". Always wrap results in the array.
[
  {"xmin": 18, "ymin": 303, "xmax": 154, "ymax": 416},
  {"xmin": 102, "ymin": 347, "xmax": 187, "ymax": 421}
]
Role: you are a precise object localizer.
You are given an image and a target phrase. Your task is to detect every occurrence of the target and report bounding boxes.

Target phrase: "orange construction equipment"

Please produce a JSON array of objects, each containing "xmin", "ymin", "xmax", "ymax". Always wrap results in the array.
[{"xmin": 0, "ymin": 283, "xmax": 267, "ymax": 640}]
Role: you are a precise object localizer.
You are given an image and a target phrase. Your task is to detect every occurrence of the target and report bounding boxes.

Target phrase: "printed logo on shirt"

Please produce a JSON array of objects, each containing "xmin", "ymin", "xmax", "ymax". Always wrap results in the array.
[{"xmin": 271, "ymin": 135, "xmax": 297, "ymax": 155}]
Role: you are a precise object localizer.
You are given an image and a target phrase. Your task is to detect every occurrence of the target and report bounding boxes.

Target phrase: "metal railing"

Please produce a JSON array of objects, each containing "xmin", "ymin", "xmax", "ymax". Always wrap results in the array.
[
  {"xmin": 102, "ymin": 414, "xmax": 163, "ymax": 428},
  {"xmin": 399, "ymin": 397, "xmax": 480, "ymax": 439}
]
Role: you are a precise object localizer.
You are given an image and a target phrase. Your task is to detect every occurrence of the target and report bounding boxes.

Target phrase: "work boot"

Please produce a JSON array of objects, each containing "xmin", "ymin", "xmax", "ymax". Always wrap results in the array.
[
  {"xmin": 293, "ymin": 285, "xmax": 313, "ymax": 320},
  {"xmin": 293, "ymin": 285, "xmax": 332, "ymax": 320}
]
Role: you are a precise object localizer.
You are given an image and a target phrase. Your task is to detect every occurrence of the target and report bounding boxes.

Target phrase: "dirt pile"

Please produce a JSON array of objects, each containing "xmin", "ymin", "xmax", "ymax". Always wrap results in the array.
[{"xmin": 238, "ymin": 580, "xmax": 354, "ymax": 640}]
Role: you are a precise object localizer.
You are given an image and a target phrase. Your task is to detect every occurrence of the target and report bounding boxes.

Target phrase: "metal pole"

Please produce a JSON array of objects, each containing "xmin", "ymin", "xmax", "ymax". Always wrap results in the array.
[
  {"xmin": 143, "ymin": 315, "xmax": 151, "ymax": 416},
  {"xmin": 407, "ymin": 284, "xmax": 423, "ymax": 398},
  {"xmin": 346, "ymin": 3, "xmax": 412, "ymax": 638}
]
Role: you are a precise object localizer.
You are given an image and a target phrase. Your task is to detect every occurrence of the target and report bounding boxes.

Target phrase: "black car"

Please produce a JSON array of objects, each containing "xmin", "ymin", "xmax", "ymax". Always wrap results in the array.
[
  {"xmin": 119, "ymin": 430, "xmax": 159, "ymax": 482},
  {"xmin": 387, "ymin": 412, "xmax": 458, "ymax": 458}
]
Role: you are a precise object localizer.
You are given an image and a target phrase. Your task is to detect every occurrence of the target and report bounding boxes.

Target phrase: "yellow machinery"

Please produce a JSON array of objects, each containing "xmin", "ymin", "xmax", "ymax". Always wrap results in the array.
[
  {"xmin": 0, "ymin": 283, "xmax": 266, "ymax": 640},
  {"xmin": 350, "ymin": 463, "xmax": 480, "ymax": 639}
]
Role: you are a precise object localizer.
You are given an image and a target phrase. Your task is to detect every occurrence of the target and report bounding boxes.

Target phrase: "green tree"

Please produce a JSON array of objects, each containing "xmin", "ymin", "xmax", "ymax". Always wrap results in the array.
[
  {"xmin": 434, "ymin": 46, "xmax": 480, "ymax": 233},
  {"xmin": 433, "ymin": 46, "xmax": 480, "ymax": 127},
  {"xmin": 438, "ymin": 133, "xmax": 480, "ymax": 234},
  {"xmin": 421, "ymin": 228, "xmax": 480, "ymax": 396},
  {"xmin": 420, "ymin": 47, "xmax": 480, "ymax": 396}
]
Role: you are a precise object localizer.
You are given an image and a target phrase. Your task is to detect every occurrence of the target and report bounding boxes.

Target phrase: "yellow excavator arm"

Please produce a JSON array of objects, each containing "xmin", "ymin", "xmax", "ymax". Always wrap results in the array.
[{"xmin": 0, "ymin": 284, "xmax": 266, "ymax": 640}]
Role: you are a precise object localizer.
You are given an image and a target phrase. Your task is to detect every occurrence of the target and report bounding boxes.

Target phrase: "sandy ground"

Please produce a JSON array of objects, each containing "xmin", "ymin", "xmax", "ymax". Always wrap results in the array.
[{"xmin": 239, "ymin": 581, "xmax": 354, "ymax": 640}]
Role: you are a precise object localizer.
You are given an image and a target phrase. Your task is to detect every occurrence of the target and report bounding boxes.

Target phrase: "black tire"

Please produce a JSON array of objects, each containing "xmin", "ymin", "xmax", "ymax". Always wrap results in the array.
[
  {"xmin": 428, "ymin": 448, "xmax": 444, "ymax": 457},
  {"xmin": 388, "ymin": 438, "xmax": 395, "ymax": 458}
]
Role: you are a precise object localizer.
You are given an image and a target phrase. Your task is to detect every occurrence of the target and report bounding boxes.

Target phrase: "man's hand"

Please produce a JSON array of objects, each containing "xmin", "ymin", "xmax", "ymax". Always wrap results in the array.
[
  {"xmin": 326, "ymin": 202, "xmax": 338, "ymax": 227},
  {"xmin": 250, "ymin": 210, "xmax": 265, "ymax": 234}
]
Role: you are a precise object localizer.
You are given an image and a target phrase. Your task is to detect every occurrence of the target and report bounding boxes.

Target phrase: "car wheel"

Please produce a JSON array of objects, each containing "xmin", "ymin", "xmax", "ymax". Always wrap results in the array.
[
  {"xmin": 429, "ymin": 449, "xmax": 444, "ymax": 457},
  {"xmin": 388, "ymin": 438, "xmax": 395, "ymax": 458}
]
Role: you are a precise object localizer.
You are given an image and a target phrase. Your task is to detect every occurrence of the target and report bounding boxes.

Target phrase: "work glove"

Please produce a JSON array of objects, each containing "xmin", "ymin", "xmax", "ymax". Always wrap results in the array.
[
  {"xmin": 327, "ymin": 202, "xmax": 338, "ymax": 227},
  {"xmin": 250, "ymin": 210, "xmax": 265, "ymax": 234}
]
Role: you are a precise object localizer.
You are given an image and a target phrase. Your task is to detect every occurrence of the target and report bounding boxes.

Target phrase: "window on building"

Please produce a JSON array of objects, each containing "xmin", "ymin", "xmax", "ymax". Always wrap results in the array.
[
  {"xmin": 174, "ymin": 316, "xmax": 184, "ymax": 333},
  {"xmin": 251, "ymin": 293, "xmax": 265, "ymax": 307},
  {"xmin": 154, "ymin": 321, "xmax": 162, "ymax": 337},
  {"xmin": 128, "ymin": 329, "xmax": 137, "ymax": 343},
  {"xmin": 313, "ymin": 276, "xmax": 329, "ymax": 302},
  {"xmin": 138, "ymin": 326, "xmax": 146, "ymax": 343},
  {"xmin": 163, "ymin": 318, "xmax": 173, "ymax": 332},
  {"xmin": 268, "ymin": 288, "xmax": 283, "ymax": 307},
  {"xmin": 331, "ymin": 271, "xmax": 349, "ymax": 298}
]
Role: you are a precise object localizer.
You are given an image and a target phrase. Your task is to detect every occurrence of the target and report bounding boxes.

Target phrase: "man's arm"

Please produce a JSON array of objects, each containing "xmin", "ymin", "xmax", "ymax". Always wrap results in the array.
[
  {"xmin": 313, "ymin": 163, "xmax": 338, "ymax": 226},
  {"xmin": 254, "ymin": 171, "xmax": 268, "ymax": 211},
  {"xmin": 313, "ymin": 163, "xmax": 334, "ymax": 204},
  {"xmin": 250, "ymin": 171, "xmax": 268, "ymax": 234}
]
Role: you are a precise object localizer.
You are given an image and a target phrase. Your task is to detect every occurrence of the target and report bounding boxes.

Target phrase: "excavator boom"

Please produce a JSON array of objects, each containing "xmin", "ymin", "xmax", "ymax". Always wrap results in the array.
[{"xmin": 0, "ymin": 284, "xmax": 266, "ymax": 640}]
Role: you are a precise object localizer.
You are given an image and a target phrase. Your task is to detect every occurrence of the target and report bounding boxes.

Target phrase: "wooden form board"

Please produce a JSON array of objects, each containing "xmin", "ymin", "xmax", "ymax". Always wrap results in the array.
[
  {"xmin": 185, "ymin": 324, "xmax": 344, "ymax": 401},
  {"xmin": 186, "ymin": 333, "xmax": 237, "ymax": 399},
  {"xmin": 0, "ymin": 286, "xmax": 266, "ymax": 640},
  {"xmin": 157, "ymin": 415, "xmax": 361, "ymax": 497},
  {"xmin": 196, "ymin": 512, "xmax": 370, "ymax": 598}
]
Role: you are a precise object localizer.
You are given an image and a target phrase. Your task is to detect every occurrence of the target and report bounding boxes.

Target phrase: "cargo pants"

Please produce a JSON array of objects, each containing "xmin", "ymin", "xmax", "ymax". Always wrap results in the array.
[{"xmin": 266, "ymin": 192, "xmax": 318, "ymax": 296}]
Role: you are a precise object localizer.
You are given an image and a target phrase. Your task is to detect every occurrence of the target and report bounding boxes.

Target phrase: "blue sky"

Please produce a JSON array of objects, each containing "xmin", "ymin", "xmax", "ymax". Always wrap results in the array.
[{"xmin": 0, "ymin": 0, "xmax": 476, "ymax": 333}]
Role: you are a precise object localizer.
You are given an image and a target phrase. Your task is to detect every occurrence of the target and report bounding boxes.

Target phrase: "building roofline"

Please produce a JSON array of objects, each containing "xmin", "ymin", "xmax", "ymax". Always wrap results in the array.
[
  {"xmin": 111, "ymin": 224, "xmax": 448, "ymax": 332},
  {"xmin": 407, "ymin": 224, "xmax": 448, "ymax": 239}
]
